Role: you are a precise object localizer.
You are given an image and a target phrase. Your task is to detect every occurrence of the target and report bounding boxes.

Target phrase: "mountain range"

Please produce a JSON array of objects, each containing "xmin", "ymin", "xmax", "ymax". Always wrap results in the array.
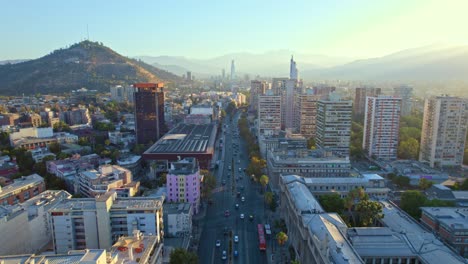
[
  {"xmin": 0, "ymin": 41, "xmax": 181, "ymax": 95},
  {"xmin": 137, "ymin": 44, "xmax": 468, "ymax": 82}
]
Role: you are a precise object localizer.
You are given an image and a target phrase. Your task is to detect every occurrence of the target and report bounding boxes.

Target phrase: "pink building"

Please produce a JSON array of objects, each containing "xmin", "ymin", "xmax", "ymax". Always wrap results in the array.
[{"xmin": 166, "ymin": 157, "xmax": 200, "ymax": 214}]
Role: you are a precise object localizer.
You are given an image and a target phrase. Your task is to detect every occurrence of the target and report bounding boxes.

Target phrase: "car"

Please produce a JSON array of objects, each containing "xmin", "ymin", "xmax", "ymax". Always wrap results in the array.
[
  {"xmin": 235, "ymin": 203, "xmax": 239, "ymax": 209},
  {"xmin": 240, "ymin": 213, "xmax": 245, "ymax": 219},
  {"xmin": 222, "ymin": 250, "xmax": 227, "ymax": 260},
  {"xmin": 239, "ymin": 185, "xmax": 245, "ymax": 190},
  {"xmin": 234, "ymin": 250, "xmax": 239, "ymax": 257},
  {"xmin": 224, "ymin": 210, "xmax": 230, "ymax": 217},
  {"xmin": 216, "ymin": 240, "xmax": 221, "ymax": 247},
  {"xmin": 228, "ymin": 166, "xmax": 231, "ymax": 170},
  {"xmin": 234, "ymin": 235, "xmax": 239, "ymax": 243},
  {"xmin": 223, "ymin": 226, "xmax": 229, "ymax": 235},
  {"xmin": 237, "ymin": 191, "xmax": 241, "ymax": 197},
  {"xmin": 239, "ymin": 168, "xmax": 242, "ymax": 172},
  {"xmin": 249, "ymin": 215, "xmax": 254, "ymax": 221},
  {"xmin": 241, "ymin": 196, "xmax": 245, "ymax": 202}
]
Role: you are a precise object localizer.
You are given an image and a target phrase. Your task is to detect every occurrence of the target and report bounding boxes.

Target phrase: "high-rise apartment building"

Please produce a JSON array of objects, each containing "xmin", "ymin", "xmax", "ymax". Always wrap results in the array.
[
  {"xmin": 419, "ymin": 95, "xmax": 468, "ymax": 168},
  {"xmin": 354, "ymin": 87, "xmax": 381, "ymax": 117},
  {"xmin": 110, "ymin": 85, "xmax": 135, "ymax": 104},
  {"xmin": 281, "ymin": 79, "xmax": 303, "ymax": 131},
  {"xmin": 49, "ymin": 192, "xmax": 164, "ymax": 254},
  {"xmin": 316, "ymin": 95, "xmax": 352, "ymax": 156},
  {"xmin": 230, "ymin": 60, "xmax": 236, "ymax": 80},
  {"xmin": 271, "ymin": 77, "xmax": 288, "ymax": 96},
  {"xmin": 249, "ymin": 80, "xmax": 268, "ymax": 113},
  {"xmin": 166, "ymin": 157, "xmax": 200, "ymax": 214},
  {"xmin": 133, "ymin": 83, "xmax": 165, "ymax": 145},
  {"xmin": 363, "ymin": 96, "xmax": 401, "ymax": 160},
  {"xmin": 294, "ymin": 88, "xmax": 322, "ymax": 138},
  {"xmin": 394, "ymin": 85, "xmax": 413, "ymax": 116},
  {"xmin": 258, "ymin": 90, "xmax": 282, "ymax": 137}
]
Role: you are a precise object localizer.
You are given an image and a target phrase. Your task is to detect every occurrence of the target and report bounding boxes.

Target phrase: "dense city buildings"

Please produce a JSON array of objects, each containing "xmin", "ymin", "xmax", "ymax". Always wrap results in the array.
[
  {"xmin": 75, "ymin": 164, "xmax": 139, "ymax": 198},
  {"xmin": 133, "ymin": 83, "xmax": 166, "ymax": 145},
  {"xmin": 166, "ymin": 157, "xmax": 201, "ymax": 214},
  {"xmin": 363, "ymin": 96, "xmax": 402, "ymax": 160},
  {"xmin": 0, "ymin": 155, "xmax": 19, "ymax": 177},
  {"xmin": 294, "ymin": 88, "xmax": 322, "ymax": 138},
  {"xmin": 419, "ymin": 95, "xmax": 468, "ymax": 168},
  {"xmin": 9, "ymin": 127, "xmax": 78, "ymax": 149},
  {"xmin": 0, "ymin": 190, "xmax": 71, "ymax": 255},
  {"xmin": 259, "ymin": 131, "xmax": 307, "ymax": 157},
  {"xmin": 267, "ymin": 148, "xmax": 351, "ymax": 188},
  {"xmin": 353, "ymin": 87, "xmax": 381, "ymax": 117},
  {"xmin": 249, "ymin": 80, "xmax": 268, "ymax": 112},
  {"xmin": 110, "ymin": 84, "xmax": 135, "ymax": 104},
  {"xmin": 257, "ymin": 90, "xmax": 282, "ymax": 137},
  {"xmin": 393, "ymin": 85, "xmax": 413, "ymax": 116},
  {"xmin": 0, "ymin": 174, "xmax": 45, "ymax": 205},
  {"xmin": 49, "ymin": 192, "xmax": 164, "ymax": 254},
  {"xmin": 316, "ymin": 95, "xmax": 353, "ymax": 156},
  {"xmin": 143, "ymin": 123, "xmax": 217, "ymax": 169}
]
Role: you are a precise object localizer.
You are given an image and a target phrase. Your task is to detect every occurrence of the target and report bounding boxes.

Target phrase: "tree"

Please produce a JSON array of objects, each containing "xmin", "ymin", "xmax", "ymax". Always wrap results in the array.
[
  {"xmin": 392, "ymin": 175, "xmax": 410, "ymax": 188},
  {"xmin": 400, "ymin": 190, "xmax": 426, "ymax": 219},
  {"xmin": 356, "ymin": 199, "xmax": 383, "ymax": 227},
  {"xmin": 260, "ymin": 174, "xmax": 269, "ymax": 192},
  {"xmin": 419, "ymin": 178, "xmax": 433, "ymax": 191},
  {"xmin": 201, "ymin": 170, "xmax": 216, "ymax": 199},
  {"xmin": 264, "ymin": 192, "xmax": 274, "ymax": 207},
  {"xmin": 132, "ymin": 144, "xmax": 146, "ymax": 155},
  {"xmin": 226, "ymin": 101, "xmax": 237, "ymax": 115},
  {"xmin": 457, "ymin": 179, "xmax": 468, "ymax": 190},
  {"xmin": 48, "ymin": 142, "xmax": 61, "ymax": 154},
  {"xmin": 318, "ymin": 193, "xmax": 345, "ymax": 214},
  {"xmin": 276, "ymin": 231, "xmax": 288, "ymax": 247},
  {"xmin": 344, "ymin": 187, "xmax": 368, "ymax": 226},
  {"xmin": 398, "ymin": 138, "xmax": 419, "ymax": 159},
  {"xmin": 169, "ymin": 248, "xmax": 198, "ymax": 264},
  {"xmin": 53, "ymin": 121, "xmax": 71, "ymax": 132},
  {"xmin": 307, "ymin": 137, "xmax": 316, "ymax": 149}
]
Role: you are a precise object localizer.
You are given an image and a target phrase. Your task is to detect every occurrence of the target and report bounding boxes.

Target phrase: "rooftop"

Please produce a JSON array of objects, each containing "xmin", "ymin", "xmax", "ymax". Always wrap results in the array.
[
  {"xmin": 0, "ymin": 249, "xmax": 106, "ymax": 264},
  {"xmin": 287, "ymin": 180, "xmax": 324, "ymax": 214},
  {"xmin": 111, "ymin": 230, "xmax": 162, "ymax": 264},
  {"xmin": 0, "ymin": 174, "xmax": 44, "ymax": 198},
  {"xmin": 270, "ymin": 149, "xmax": 350, "ymax": 164},
  {"xmin": 380, "ymin": 201, "xmax": 465, "ymax": 264},
  {"xmin": 145, "ymin": 123, "xmax": 216, "ymax": 154},
  {"xmin": 164, "ymin": 203, "xmax": 192, "ymax": 214},
  {"xmin": 421, "ymin": 207, "xmax": 468, "ymax": 230}
]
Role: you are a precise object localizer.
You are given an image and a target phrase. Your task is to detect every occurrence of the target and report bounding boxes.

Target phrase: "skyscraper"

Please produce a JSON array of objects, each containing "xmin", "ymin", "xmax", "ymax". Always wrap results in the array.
[
  {"xmin": 393, "ymin": 85, "xmax": 413, "ymax": 116},
  {"xmin": 363, "ymin": 96, "xmax": 401, "ymax": 160},
  {"xmin": 133, "ymin": 83, "xmax": 165, "ymax": 145},
  {"xmin": 186, "ymin": 71, "xmax": 192, "ymax": 82},
  {"xmin": 354, "ymin": 87, "xmax": 381, "ymax": 117},
  {"xmin": 290, "ymin": 55, "xmax": 298, "ymax": 80},
  {"xmin": 316, "ymin": 94, "xmax": 352, "ymax": 156},
  {"xmin": 419, "ymin": 95, "xmax": 468, "ymax": 168},
  {"xmin": 230, "ymin": 60, "xmax": 236, "ymax": 80},
  {"xmin": 295, "ymin": 88, "xmax": 322, "ymax": 138},
  {"xmin": 250, "ymin": 80, "xmax": 268, "ymax": 112}
]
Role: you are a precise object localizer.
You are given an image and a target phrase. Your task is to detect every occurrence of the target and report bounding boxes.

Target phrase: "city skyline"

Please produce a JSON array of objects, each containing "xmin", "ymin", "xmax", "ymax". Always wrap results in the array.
[{"xmin": 2, "ymin": 1, "xmax": 468, "ymax": 60}]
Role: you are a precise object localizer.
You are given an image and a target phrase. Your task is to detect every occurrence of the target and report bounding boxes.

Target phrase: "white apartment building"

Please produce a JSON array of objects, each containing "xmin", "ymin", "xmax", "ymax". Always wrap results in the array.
[
  {"xmin": 419, "ymin": 95, "xmax": 468, "ymax": 168},
  {"xmin": 0, "ymin": 190, "xmax": 71, "ymax": 255},
  {"xmin": 163, "ymin": 203, "xmax": 192, "ymax": 237},
  {"xmin": 75, "ymin": 165, "xmax": 139, "ymax": 198},
  {"xmin": 257, "ymin": 90, "xmax": 281, "ymax": 137},
  {"xmin": 294, "ymin": 89, "xmax": 322, "ymax": 138},
  {"xmin": 49, "ymin": 192, "xmax": 164, "ymax": 254},
  {"xmin": 363, "ymin": 96, "xmax": 401, "ymax": 160},
  {"xmin": 316, "ymin": 96, "xmax": 352, "ymax": 156}
]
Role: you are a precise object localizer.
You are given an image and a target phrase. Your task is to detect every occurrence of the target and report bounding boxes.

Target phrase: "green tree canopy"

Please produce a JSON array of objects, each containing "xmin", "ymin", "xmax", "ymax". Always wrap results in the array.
[
  {"xmin": 169, "ymin": 248, "xmax": 198, "ymax": 264},
  {"xmin": 356, "ymin": 199, "xmax": 384, "ymax": 227},
  {"xmin": 418, "ymin": 178, "xmax": 433, "ymax": 191},
  {"xmin": 318, "ymin": 193, "xmax": 345, "ymax": 214},
  {"xmin": 400, "ymin": 190, "xmax": 426, "ymax": 219},
  {"xmin": 398, "ymin": 138, "xmax": 419, "ymax": 160},
  {"xmin": 276, "ymin": 231, "xmax": 288, "ymax": 247}
]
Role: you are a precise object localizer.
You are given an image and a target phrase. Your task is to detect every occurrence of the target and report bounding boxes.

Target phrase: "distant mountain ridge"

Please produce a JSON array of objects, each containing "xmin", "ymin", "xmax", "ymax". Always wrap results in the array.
[{"xmin": 0, "ymin": 41, "xmax": 181, "ymax": 95}]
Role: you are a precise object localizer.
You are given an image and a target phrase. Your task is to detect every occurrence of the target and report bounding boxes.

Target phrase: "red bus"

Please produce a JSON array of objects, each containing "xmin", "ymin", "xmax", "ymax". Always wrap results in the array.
[{"xmin": 257, "ymin": 224, "xmax": 267, "ymax": 251}]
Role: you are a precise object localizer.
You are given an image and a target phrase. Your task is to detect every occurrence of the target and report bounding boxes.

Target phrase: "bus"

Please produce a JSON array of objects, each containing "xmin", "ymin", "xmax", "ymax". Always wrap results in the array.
[
  {"xmin": 264, "ymin": 224, "xmax": 272, "ymax": 239},
  {"xmin": 257, "ymin": 224, "xmax": 267, "ymax": 251}
]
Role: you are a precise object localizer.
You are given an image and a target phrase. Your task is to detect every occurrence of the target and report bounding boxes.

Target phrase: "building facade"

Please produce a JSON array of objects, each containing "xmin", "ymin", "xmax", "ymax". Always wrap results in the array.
[
  {"xmin": 363, "ymin": 96, "xmax": 401, "ymax": 160},
  {"xmin": 257, "ymin": 91, "xmax": 282, "ymax": 137},
  {"xmin": 166, "ymin": 158, "xmax": 200, "ymax": 214},
  {"xmin": 249, "ymin": 80, "xmax": 268, "ymax": 113},
  {"xmin": 354, "ymin": 87, "xmax": 381, "ymax": 117},
  {"xmin": 316, "ymin": 97, "xmax": 352, "ymax": 156},
  {"xmin": 133, "ymin": 83, "xmax": 165, "ymax": 145},
  {"xmin": 394, "ymin": 85, "xmax": 413, "ymax": 116},
  {"xmin": 419, "ymin": 96, "xmax": 468, "ymax": 168},
  {"xmin": 294, "ymin": 88, "xmax": 321, "ymax": 138},
  {"xmin": 0, "ymin": 174, "xmax": 45, "ymax": 206},
  {"xmin": 49, "ymin": 192, "xmax": 164, "ymax": 254}
]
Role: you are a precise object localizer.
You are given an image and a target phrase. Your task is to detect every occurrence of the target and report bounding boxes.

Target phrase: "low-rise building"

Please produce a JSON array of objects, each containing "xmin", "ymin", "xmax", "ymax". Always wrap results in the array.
[
  {"xmin": 117, "ymin": 155, "xmax": 142, "ymax": 176},
  {"xmin": 0, "ymin": 155, "xmax": 19, "ymax": 177},
  {"xmin": 0, "ymin": 190, "xmax": 71, "ymax": 255},
  {"xmin": 267, "ymin": 148, "xmax": 351, "ymax": 188},
  {"xmin": 163, "ymin": 203, "xmax": 192, "ymax": 237},
  {"xmin": 258, "ymin": 131, "xmax": 307, "ymax": 158},
  {"xmin": 49, "ymin": 192, "xmax": 164, "ymax": 254},
  {"xmin": 420, "ymin": 207, "xmax": 468, "ymax": 257},
  {"xmin": 108, "ymin": 131, "xmax": 136, "ymax": 147},
  {"xmin": 0, "ymin": 249, "xmax": 109, "ymax": 264},
  {"xmin": 166, "ymin": 158, "xmax": 200, "ymax": 214},
  {"xmin": 75, "ymin": 165, "xmax": 138, "ymax": 198},
  {"xmin": 0, "ymin": 174, "xmax": 45, "ymax": 206},
  {"xmin": 111, "ymin": 230, "xmax": 164, "ymax": 264},
  {"xmin": 9, "ymin": 127, "xmax": 78, "ymax": 149},
  {"xmin": 389, "ymin": 160, "xmax": 449, "ymax": 185},
  {"xmin": 28, "ymin": 147, "xmax": 55, "ymax": 163}
]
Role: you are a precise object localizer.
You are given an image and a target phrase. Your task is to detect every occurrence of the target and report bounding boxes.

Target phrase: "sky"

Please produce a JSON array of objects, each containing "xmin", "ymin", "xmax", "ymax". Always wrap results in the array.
[{"xmin": 1, "ymin": 0, "xmax": 468, "ymax": 60}]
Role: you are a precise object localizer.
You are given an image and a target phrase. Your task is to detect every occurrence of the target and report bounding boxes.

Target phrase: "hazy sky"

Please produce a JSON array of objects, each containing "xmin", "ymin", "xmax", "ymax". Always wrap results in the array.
[{"xmin": 1, "ymin": 0, "xmax": 468, "ymax": 60}]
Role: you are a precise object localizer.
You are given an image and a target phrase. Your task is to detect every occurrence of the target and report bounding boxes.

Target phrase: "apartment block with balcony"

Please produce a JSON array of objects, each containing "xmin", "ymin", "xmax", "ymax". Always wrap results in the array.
[
  {"xmin": 166, "ymin": 158, "xmax": 200, "ymax": 214},
  {"xmin": 49, "ymin": 192, "xmax": 164, "ymax": 254},
  {"xmin": 257, "ymin": 90, "xmax": 281, "ymax": 137},
  {"xmin": 0, "ymin": 174, "xmax": 45, "ymax": 206}
]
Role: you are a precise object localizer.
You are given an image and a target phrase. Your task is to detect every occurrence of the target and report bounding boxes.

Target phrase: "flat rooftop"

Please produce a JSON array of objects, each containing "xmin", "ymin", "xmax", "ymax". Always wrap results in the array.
[
  {"xmin": 421, "ymin": 207, "xmax": 468, "ymax": 230},
  {"xmin": 164, "ymin": 203, "xmax": 192, "ymax": 214},
  {"xmin": 0, "ymin": 174, "xmax": 44, "ymax": 198},
  {"xmin": 144, "ymin": 123, "xmax": 216, "ymax": 154},
  {"xmin": 287, "ymin": 180, "xmax": 324, "ymax": 214},
  {"xmin": 0, "ymin": 249, "xmax": 106, "ymax": 264},
  {"xmin": 112, "ymin": 233, "xmax": 161, "ymax": 264}
]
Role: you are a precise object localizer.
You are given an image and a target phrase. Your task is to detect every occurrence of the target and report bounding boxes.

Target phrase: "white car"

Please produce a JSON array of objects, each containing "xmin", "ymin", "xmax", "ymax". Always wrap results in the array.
[
  {"xmin": 222, "ymin": 250, "xmax": 227, "ymax": 260},
  {"xmin": 234, "ymin": 235, "xmax": 239, "ymax": 243},
  {"xmin": 240, "ymin": 213, "xmax": 245, "ymax": 219},
  {"xmin": 216, "ymin": 240, "xmax": 221, "ymax": 247},
  {"xmin": 241, "ymin": 196, "xmax": 245, "ymax": 202}
]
